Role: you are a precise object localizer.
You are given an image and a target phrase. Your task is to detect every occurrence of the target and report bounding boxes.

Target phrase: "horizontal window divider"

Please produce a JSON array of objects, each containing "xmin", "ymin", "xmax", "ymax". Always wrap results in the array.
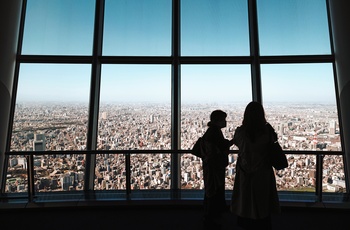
[
  {"xmin": 18, "ymin": 55, "xmax": 93, "ymax": 64},
  {"xmin": 17, "ymin": 55, "xmax": 335, "ymax": 65},
  {"xmin": 179, "ymin": 56, "xmax": 253, "ymax": 64},
  {"xmin": 5, "ymin": 149, "xmax": 191, "ymax": 156},
  {"xmin": 5, "ymin": 150, "xmax": 342, "ymax": 156},
  {"xmin": 260, "ymin": 55, "xmax": 334, "ymax": 64},
  {"xmin": 100, "ymin": 56, "xmax": 173, "ymax": 64}
]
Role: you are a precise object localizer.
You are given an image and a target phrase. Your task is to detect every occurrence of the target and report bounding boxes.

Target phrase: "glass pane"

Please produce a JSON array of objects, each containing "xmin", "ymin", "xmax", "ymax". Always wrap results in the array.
[
  {"xmin": 103, "ymin": 0, "xmax": 171, "ymax": 56},
  {"xmin": 276, "ymin": 154, "xmax": 316, "ymax": 192},
  {"xmin": 34, "ymin": 154, "xmax": 85, "ymax": 192},
  {"xmin": 130, "ymin": 154, "xmax": 171, "ymax": 190},
  {"xmin": 99, "ymin": 64, "xmax": 171, "ymax": 150},
  {"xmin": 181, "ymin": 154, "xmax": 203, "ymax": 189},
  {"xmin": 5, "ymin": 155, "xmax": 28, "ymax": 193},
  {"xmin": 181, "ymin": 0, "xmax": 249, "ymax": 56},
  {"xmin": 22, "ymin": 0, "xmax": 95, "ymax": 55},
  {"xmin": 261, "ymin": 64, "xmax": 341, "ymax": 151},
  {"xmin": 94, "ymin": 153, "xmax": 126, "ymax": 190},
  {"xmin": 323, "ymin": 155, "xmax": 346, "ymax": 193},
  {"xmin": 181, "ymin": 153, "xmax": 237, "ymax": 190},
  {"xmin": 181, "ymin": 64, "xmax": 251, "ymax": 150},
  {"xmin": 257, "ymin": 0, "xmax": 331, "ymax": 55},
  {"xmin": 181, "ymin": 65, "xmax": 250, "ymax": 190},
  {"xmin": 11, "ymin": 64, "xmax": 91, "ymax": 151}
]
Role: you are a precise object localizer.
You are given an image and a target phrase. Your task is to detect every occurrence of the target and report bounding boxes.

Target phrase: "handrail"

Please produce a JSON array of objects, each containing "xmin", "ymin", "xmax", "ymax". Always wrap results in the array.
[{"xmin": 2, "ymin": 149, "xmax": 346, "ymax": 203}]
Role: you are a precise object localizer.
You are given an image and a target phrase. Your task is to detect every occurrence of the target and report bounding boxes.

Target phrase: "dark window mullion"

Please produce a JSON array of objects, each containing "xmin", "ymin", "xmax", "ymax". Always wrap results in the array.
[
  {"xmin": 85, "ymin": 0, "xmax": 104, "ymax": 192},
  {"xmin": 171, "ymin": 0, "xmax": 181, "ymax": 197},
  {"xmin": 248, "ymin": 0, "xmax": 262, "ymax": 103}
]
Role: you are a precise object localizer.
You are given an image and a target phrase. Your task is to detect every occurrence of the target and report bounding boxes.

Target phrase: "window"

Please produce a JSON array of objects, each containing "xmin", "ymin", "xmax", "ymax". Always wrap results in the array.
[
  {"xmin": 181, "ymin": 0, "xmax": 249, "ymax": 56},
  {"xmin": 103, "ymin": 0, "xmax": 172, "ymax": 56},
  {"xmin": 12, "ymin": 64, "xmax": 91, "ymax": 152},
  {"xmin": 5, "ymin": 0, "xmax": 344, "ymax": 200},
  {"xmin": 257, "ymin": 0, "xmax": 331, "ymax": 55},
  {"xmin": 22, "ymin": 0, "xmax": 95, "ymax": 55}
]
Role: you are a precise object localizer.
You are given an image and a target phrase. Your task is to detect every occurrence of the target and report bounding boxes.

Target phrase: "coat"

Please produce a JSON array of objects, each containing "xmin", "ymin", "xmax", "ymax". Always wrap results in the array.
[
  {"xmin": 231, "ymin": 124, "xmax": 281, "ymax": 219},
  {"xmin": 202, "ymin": 125, "xmax": 231, "ymax": 198}
]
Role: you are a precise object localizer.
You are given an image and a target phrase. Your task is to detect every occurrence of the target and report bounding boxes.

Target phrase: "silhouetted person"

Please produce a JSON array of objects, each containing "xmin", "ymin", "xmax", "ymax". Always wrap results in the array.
[
  {"xmin": 202, "ymin": 110, "xmax": 234, "ymax": 229},
  {"xmin": 231, "ymin": 101, "xmax": 281, "ymax": 230}
]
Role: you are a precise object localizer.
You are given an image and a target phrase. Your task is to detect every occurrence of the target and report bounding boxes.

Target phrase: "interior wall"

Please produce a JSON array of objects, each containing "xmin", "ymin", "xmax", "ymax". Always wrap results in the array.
[
  {"xmin": 328, "ymin": 0, "xmax": 350, "ymax": 193},
  {"xmin": 0, "ymin": 0, "xmax": 22, "ymax": 188}
]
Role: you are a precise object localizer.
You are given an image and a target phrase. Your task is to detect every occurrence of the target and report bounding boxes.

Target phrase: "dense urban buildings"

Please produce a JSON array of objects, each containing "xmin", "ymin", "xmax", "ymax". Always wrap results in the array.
[{"xmin": 5, "ymin": 102, "xmax": 345, "ymax": 194}]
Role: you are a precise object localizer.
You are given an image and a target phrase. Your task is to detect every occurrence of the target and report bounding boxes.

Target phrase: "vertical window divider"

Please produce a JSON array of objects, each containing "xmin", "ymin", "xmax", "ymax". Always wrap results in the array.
[
  {"xmin": 171, "ymin": 0, "xmax": 181, "ymax": 199},
  {"xmin": 85, "ymin": 0, "xmax": 105, "ymax": 193},
  {"xmin": 248, "ymin": 0, "xmax": 262, "ymax": 103}
]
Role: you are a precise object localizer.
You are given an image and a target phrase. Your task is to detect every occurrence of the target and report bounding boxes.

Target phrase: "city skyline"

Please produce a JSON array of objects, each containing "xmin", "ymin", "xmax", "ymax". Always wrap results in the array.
[{"xmin": 6, "ymin": 102, "xmax": 345, "ymax": 194}]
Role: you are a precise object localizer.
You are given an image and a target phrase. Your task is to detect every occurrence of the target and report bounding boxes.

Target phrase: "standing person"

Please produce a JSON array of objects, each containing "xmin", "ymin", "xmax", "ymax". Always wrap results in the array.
[
  {"xmin": 201, "ymin": 110, "xmax": 234, "ymax": 229},
  {"xmin": 231, "ymin": 101, "xmax": 281, "ymax": 230}
]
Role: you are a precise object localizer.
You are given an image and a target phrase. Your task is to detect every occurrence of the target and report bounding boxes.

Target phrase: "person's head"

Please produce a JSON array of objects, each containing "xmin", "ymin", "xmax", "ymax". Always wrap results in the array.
[
  {"xmin": 208, "ymin": 110, "xmax": 227, "ymax": 128},
  {"xmin": 242, "ymin": 101, "xmax": 266, "ymax": 127},
  {"xmin": 242, "ymin": 101, "xmax": 267, "ymax": 141}
]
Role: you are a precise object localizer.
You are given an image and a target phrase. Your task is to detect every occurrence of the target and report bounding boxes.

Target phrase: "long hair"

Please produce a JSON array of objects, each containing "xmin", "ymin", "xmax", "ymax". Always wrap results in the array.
[{"xmin": 242, "ymin": 101, "xmax": 267, "ymax": 142}]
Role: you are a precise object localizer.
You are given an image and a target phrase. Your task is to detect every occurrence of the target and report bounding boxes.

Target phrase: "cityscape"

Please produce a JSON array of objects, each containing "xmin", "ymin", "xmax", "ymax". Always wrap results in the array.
[{"xmin": 6, "ymin": 102, "xmax": 345, "ymax": 194}]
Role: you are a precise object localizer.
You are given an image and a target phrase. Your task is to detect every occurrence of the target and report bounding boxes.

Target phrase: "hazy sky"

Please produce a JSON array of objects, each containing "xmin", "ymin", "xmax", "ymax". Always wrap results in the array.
[{"xmin": 17, "ymin": 0, "xmax": 335, "ymax": 105}]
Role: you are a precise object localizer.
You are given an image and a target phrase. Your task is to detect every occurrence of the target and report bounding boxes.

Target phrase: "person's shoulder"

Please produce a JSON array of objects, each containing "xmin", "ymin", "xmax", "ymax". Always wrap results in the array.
[
  {"xmin": 234, "ymin": 126, "xmax": 243, "ymax": 135},
  {"xmin": 266, "ymin": 122, "xmax": 274, "ymax": 131}
]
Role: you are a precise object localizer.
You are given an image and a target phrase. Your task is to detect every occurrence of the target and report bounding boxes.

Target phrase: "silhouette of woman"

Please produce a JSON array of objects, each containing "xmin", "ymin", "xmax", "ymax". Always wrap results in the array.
[{"xmin": 231, "ymin": 101, "xmax": 281, "ymax": 230}]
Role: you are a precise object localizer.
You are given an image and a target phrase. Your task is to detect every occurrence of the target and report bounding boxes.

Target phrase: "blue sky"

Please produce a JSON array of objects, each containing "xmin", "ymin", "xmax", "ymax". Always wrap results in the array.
[{"xmin": 17, "ymin": 0, "xmax": 335, "ymax": 104}]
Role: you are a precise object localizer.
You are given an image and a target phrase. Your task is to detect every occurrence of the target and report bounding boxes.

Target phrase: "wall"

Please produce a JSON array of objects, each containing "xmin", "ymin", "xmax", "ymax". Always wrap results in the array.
[{"xmin": 0, "ymin": 0, "xmax": 22, "ymax": 187}]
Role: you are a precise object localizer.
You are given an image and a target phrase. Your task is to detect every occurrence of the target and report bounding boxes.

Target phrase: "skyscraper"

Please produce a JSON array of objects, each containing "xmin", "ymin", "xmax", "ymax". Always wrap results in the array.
[
  {"xmin": 33, "ymin": 133, "xmax": 46, "ymax": 151},
  {"xmin": 329, "ymin": 120, "xmax": 336, "ymax": 135}
]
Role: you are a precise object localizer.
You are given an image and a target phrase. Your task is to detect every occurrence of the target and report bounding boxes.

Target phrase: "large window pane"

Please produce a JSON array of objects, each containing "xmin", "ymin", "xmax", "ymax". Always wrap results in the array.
[
  {"xmin": 276, "ymin": 154, "xmax": 316, "ymax": 192},
  {"xmin": 34, "ymin": 154, "xmax": 85, "ymax": 192},
  {"xmin": 181, "ymin": 65, "xmax": 251, "ymax": 190},
  {"xmin": 99, "ymin": 64, "xmax": 171, "ymax": 150},
  {"xmin": 181, "ymin": 64, "xmax": 251, "ymax": 150},
  {"xmin": 95, "ymin": 153, "xmax": 126, "ymax": 190},
  {"xmin": 261, "ymin": 64, "xmax": 341, "ymax": 152},
  {"xmin": 103, "ymin": 0, "xmax": 171, "ymax": 56},
  {"xmin": 257, "ymin": 0, "xmax": 331, "ymax": 55},
  {"xmin": 11, "ymin": 64, "xmax": 91, "ymax": 151},
  {"xmin": 181, "ymin": 0, "xmax": 249, "ymax": 56},
  {"xmin": 22, "ymin": 0, "xmax": 95, "ymax": 55},
  {"xmin": 130, "ymin": 154, "xmax": 171, "ymax": 190},
  {"xmin": 5, "ymin": 155, "xmax": 28, "ymax": 193},
  {"xmin": 323, "ymin": 155, "xmax": 346, "ymax": 193}
]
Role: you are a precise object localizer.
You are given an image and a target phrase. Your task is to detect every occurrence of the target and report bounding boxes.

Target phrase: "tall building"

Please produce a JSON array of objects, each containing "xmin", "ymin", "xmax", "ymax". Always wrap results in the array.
[
  {"xmin": 33, "ymin": 133, "xmax": 46, "ymax": 151},
  {"xmin": 330, "ymin": 120, "xmax": 336, "ymax": 135}
]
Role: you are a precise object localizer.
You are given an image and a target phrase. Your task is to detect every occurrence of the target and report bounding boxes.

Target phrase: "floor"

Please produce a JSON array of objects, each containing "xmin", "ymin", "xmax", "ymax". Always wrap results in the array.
[{"xmin": 1, "ymin": 200, "xmax": 350, "ymax": 230}]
